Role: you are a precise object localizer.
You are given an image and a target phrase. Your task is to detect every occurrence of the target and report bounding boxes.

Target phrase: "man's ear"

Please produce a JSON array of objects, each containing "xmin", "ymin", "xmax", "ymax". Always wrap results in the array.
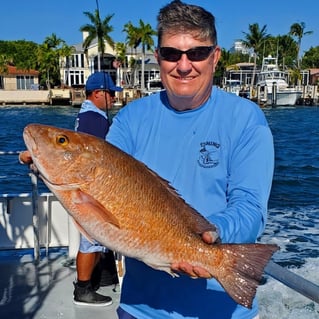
[{"xmin": 154, "ymin": 49, "xmax": 161, "ymax": 65}]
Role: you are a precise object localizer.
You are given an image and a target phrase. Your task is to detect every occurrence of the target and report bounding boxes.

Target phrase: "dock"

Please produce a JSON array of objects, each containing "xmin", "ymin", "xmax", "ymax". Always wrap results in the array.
[{"xmin": 0, "ymin": 86, "xmax": 318, "ymax": 107}]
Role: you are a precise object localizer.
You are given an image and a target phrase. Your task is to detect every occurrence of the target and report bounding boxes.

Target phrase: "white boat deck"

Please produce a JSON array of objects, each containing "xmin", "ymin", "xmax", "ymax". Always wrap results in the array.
[
  {"xmin": 0, "ymin": 192, "xmax": 121, "ymax": 318},
  {"xmin": 0, "ymin": 249, "xmax": 121, "ymax": 319}
]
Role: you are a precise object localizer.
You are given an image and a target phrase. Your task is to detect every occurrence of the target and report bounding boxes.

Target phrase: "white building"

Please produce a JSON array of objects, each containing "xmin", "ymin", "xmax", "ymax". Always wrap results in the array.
[
  {"xmin": 59, "ymin": 32, "xmax": 160, "ymax": 91},
  {"xmin": 229, "ymin": 40, "xmax": 250, "ymax": 55}
]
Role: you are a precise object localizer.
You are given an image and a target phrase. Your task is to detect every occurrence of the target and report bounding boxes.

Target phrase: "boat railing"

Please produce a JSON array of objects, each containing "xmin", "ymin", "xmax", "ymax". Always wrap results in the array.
[{"xmin": 0, "ymin": 150, "xmax": 79, "ymax": 263}]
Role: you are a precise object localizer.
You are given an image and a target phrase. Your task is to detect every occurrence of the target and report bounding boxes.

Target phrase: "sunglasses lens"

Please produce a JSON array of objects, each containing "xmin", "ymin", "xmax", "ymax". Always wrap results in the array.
[
  {"xmin": 159, "ymin": 46, "xmax": 214, "ymax": 62},
  {"xmin": 159, "ymin": 48, "xmax": 182, "ymax": 62},
  {"xmin": 187, "ymin": 47, "xmax": 212, "ymax": 61}
]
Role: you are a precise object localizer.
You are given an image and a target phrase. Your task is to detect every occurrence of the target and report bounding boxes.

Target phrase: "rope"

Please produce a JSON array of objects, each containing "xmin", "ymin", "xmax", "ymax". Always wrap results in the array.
[{"xmin": 0, "ymin": 151, "xmax": 23, "ymax": 155}]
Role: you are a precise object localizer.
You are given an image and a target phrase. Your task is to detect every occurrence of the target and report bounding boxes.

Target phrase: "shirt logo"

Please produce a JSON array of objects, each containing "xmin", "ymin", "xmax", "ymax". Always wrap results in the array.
[{"xmin": 198, "ymin": 141, "xmax": 220, "ymax": 168}]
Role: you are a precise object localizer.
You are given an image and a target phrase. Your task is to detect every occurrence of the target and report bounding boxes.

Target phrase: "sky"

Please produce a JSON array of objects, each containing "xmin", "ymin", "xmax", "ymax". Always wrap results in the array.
[{"xmin": 0, "ymin": 0, "xmax": 318, "ymax": 54}]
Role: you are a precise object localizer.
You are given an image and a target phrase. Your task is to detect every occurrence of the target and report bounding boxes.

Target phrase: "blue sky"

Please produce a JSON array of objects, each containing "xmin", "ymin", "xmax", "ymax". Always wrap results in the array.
[{"xmin": 1, "ymin": 0, "xmax": 317, "ymax": 54}]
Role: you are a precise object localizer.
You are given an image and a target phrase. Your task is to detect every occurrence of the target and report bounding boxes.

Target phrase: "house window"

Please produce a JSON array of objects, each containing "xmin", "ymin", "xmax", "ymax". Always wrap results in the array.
[
  {"xmin": 67, "ymin": 54, "xmax": 85, "ymax": 68},
  {"xmin": 16, "ymin": 76, "xmax": 35, "ymax": 90},
  {"xmin": 65, "ymin": 70, "xmax": 85, "ymax": 86}
]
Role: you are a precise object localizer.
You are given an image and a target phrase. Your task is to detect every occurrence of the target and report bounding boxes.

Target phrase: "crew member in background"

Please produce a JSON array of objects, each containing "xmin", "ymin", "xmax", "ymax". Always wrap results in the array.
[{"xmin": 73, "ymin": 71, "xmax": 122, "ymax": 307}]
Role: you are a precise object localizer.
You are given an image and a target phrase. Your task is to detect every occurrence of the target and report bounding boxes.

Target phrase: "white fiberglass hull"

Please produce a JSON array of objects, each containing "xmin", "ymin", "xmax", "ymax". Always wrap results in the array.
[{"xmin": 267, "ymin": 90, "xmax": 302, "ymax": 106}]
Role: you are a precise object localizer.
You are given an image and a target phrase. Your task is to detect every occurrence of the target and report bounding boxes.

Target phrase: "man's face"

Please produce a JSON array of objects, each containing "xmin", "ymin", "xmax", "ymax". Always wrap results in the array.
[
  {"xmin": 94, "ymin": 90, "xmax": 115, "ymax": 110},
  {"xmin": 155, "ymin": 33, "xmax": 221, "ymax": 111}
]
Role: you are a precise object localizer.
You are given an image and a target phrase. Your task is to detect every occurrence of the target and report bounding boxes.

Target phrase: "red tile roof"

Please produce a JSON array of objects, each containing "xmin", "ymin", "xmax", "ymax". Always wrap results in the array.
[{"xmin": 4, "ymin": 65, "xmax": 39, "ymax": 76}]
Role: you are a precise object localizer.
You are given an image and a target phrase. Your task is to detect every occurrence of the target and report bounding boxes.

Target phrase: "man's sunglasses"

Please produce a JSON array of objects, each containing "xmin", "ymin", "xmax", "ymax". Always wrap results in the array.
[{"xmin": 158, "ymin": 46, "xmax": 215, "ymax": 62}]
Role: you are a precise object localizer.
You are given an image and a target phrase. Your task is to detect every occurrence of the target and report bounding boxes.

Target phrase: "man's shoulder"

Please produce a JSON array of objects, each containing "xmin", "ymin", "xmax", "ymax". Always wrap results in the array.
[{"xmin": 78, "ymin": 110, "xmax": 105, "ymax": 120}]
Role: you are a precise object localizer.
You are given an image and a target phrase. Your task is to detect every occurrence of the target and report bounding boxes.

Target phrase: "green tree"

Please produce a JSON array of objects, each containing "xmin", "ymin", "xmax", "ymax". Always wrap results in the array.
[
  {"xmin": 301, "ymin": 46, "xmax": 319, "ymax": 68},
  {"xmin": 0, "ymin": 40, "xmax": 38, "ymax": 71},
  {"xmin": 0, "ymin": 54, "xmax": 11, "ymax": 73},
  {"xmin": 289, "ymin": 22, "xmax": 313, "ymax": 68},
  {"xmin": 123, "ymin": 20, "xmax": 156, "ymax": 90},
  {"xmin": 123, "ymin": 21, "xmax": 140, "ymax": 50},
  {"xmin": 114, "ymin": 42, "xmax": 127, "ymax": 67},
  {"xmin": 216, "ymin": 49, "xmax": 231, "ymax": 84},
  {"xmin": 215, "ymin": 49, "xmax": 250, "ymax": 86},
  {"xmin": 37, "ymin": 33, "xmax": 73, "ymax": 88},
  {"xmin": 123, "ymin": 21, "xmax": 142, "ymax": 69},
  {"xmin": 275, "ymin": 35, "xmax": 298, "ymax": 68},
  {"xmin": 136, "ymin": 20, "xmax": 156, "ymax": 91},
  {"xmin": 241, "ymin": 23, "xmax": 271, "ymax": 84},
  {"xmin": 80, "ymin": 9, "xmax": 114, "ymax": 71}
]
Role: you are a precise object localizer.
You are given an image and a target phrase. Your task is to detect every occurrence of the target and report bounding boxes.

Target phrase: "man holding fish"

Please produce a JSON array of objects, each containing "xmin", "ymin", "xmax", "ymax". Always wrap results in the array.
[
  {"xmin": 106, "ymin": 1, "xmax": 274, "ymax": 318},
  {"xmin": 19, "ymin": 1, "xmax": 276, "ymax": 318}
]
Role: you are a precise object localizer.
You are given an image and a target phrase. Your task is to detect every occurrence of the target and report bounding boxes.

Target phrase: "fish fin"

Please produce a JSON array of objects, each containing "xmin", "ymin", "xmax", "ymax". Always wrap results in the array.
[
  {"xmin": 72, "ymin": 189, "xmax": 121, "ymax": 228},
  {"xmin": 71, "ymin": 217, "xmax": 95, "ymax": 243},
  {"xmin": 188, "ymin": 209, "xmax": 219, "ymax": 237},
  {"xmin": 145, "ymin": 166, "xmax": 218, "ymax": 236},
  {"xmin": 214, "ymin": 243, "xmax": 279, "ymax": 308},
  {"xmin": 140, "ymin": 162, "xmax": 218, "ymax": 237}
]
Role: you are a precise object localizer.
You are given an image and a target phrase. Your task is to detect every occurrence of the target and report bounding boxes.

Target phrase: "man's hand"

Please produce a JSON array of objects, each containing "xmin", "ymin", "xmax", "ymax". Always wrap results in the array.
[
  {"xmin": 171, "ymin": 230, "xmax": 220, "ymax": 278},
  {"xmin": 19, "ymin": 150, "xmax": 32, "ymax": 164}
]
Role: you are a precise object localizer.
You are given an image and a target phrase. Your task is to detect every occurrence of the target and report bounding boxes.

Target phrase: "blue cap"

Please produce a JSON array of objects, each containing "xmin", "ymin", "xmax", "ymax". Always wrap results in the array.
[{"xmin": 85, "ymin": 72, "xmax": 123, "ymax": 92}]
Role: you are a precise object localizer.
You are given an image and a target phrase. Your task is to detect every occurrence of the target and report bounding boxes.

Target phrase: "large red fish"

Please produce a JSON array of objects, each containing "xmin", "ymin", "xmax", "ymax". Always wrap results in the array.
[{"xmin": 20, "ymin": 123, "xmax": 278, "ymax": 308}]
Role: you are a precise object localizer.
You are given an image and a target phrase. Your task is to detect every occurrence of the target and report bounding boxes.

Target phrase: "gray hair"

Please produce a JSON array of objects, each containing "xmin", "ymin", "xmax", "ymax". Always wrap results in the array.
[{"xmin": 157, "ymin": 0, "xmax": 217, "ymax": 47}]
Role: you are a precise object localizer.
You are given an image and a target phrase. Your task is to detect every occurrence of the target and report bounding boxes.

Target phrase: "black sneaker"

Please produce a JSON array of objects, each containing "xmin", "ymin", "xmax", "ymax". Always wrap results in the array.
[
  {"xmin": 73, "ymin": 282, "xmax": 113, "ymax": 307},
  {"xmin": 99, "ymin": 251, "xmax": 119, "ymax": 287}
]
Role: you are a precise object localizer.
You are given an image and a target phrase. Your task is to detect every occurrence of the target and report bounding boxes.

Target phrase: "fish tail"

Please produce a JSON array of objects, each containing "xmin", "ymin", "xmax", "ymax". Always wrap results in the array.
[{"xmin": 214, "ymin": 243, "xmax": 279, "ymax": 308}]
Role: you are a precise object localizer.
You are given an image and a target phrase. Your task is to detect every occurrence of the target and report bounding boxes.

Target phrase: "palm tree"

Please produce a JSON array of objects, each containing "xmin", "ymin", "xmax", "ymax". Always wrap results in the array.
[
  {"xmin": 114, "ymin": 42, "xmax": 127, "ymax": 67},
  {"xmin": 136, "ymin": 20, "xmax": 157, "ymax": 91},
  {"xmin": 216, "ymin": 48, "xmax": 232, "ymax": 84},
  {"xmin": 123, "ymin": 20, "xmax": 156, "ymax": 91},
  {"xmin": 37, "ymin": 33, "xmax": 74, "ymax": 88},
  {"xmin": 123, "ymin": 22, "xmax": 139, "ymax": 49},
  {"xmin": 80, "ymin": 9, "xmax": 114, "ymax": 71},
  {"xmin": 241, "ymin": 23, "xmax": 271, "ymax": 84},
  {"xmin": 123, "ymin": 21, "xmax": 141, "ymax": 69},
  {"xmin": 43, "ymin": 33, "xmax": 63, "ymax": 49},
  {"xmin": 271, "ymin": 35, "xmax": 298, "ymax": 69},
  {"xmin": 37, "ymin": 33, "xmax": 66, "ymax": 88},
  {"xmin": 114, "ymin": 42, "xmax": 127, "ymax": 87},
  {"xmin": 289, "ymin": 22, "xmax": 313, "ymax": 69}
]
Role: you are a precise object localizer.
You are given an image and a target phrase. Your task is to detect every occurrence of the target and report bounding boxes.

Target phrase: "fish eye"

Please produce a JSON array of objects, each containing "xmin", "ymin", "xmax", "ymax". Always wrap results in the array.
[{"xmin": 56, "ymin": 134, "xmax": 69, "ymax": 146}]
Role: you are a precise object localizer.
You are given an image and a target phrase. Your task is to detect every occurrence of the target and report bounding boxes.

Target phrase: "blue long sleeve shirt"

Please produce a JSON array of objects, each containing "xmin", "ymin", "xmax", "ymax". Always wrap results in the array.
[{"xmin": 106, "ymin": 87, "xmax": 274, "ymax": 319}]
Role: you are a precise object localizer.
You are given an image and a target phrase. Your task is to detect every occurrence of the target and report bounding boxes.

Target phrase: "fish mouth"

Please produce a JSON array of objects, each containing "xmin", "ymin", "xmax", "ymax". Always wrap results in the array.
[
  {"xmin": 31, "ymin": 165, "xmax": 81, "ymax": 191},
  {"xmin": 19, "ymin": 149, "xmax": 41, "ymax": 177},
  {"xmin": 35, "ymin": 169, "xmax": 81, "ymax": 191},
  {"xmin": 21, "ymin": 147, "xmax": 80, "ymax": 191}
]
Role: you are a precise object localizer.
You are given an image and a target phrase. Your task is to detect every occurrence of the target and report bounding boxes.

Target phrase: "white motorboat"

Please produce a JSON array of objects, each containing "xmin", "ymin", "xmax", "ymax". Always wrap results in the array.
[
  {"xmin": 257, "ymin": 55, "xmax": 302, "ymax": 106},
  {"xmin": 144, "ymin": 78, "xmax": 164, "ymax": 96},
  {"xmin": 224, "ymin": 79, "xmax": 242, "ymax": 96}
]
